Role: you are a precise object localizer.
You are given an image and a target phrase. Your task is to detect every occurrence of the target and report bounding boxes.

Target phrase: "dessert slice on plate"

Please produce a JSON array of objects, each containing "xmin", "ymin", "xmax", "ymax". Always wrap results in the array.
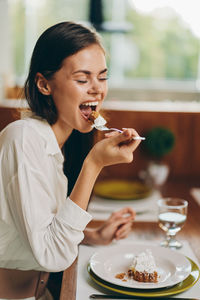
[{"xmin": 128, "ymin": 249, "xmax": 158, "ymax": 283}]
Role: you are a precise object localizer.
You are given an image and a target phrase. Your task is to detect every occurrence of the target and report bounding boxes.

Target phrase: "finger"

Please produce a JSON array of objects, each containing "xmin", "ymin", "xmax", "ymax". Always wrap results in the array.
[
  {"xmin": 111, "ymin": 207, "xmax": 136, "ymax": 221},
  {"xmin": 115, "ymin": 229, "xmax": 130, "ymax": 240},
  {"xmin": 122, "ymin": 128, "xmax": 142, "ymax": 146},
  {"xmin": 107, "ymin": 129, "xmax": 137, "ymax": 146},
  {"xmin": 117, "ymin": 207, "xmax": 136, "ymax": 218},
  {"xmin": 117, "ymin": 221, "xmax": 133, "ymax": 233},
  {"xmin": 120, "ymin": 139, "xmax": 141, "ymax": 156},
  {"xmin": 112, "ymin": 214, "xmax": 134, "ymax": 224},
  {"xmin": 106, "ymin": 215, "xmax": 133, "ymax": 235},
  {"xmin": 104, "ymin": 131, "xmax": 119, "ymax": 138},
  {"xmin": 115, "ymin": 222, "xmax": 133, "ymax": 239},
  {"xmin": 110, "ymin": 217, "xmax": 128, "ymax": 229},
  {"xmin": 105, "ymin": 128, "xmax": 141, "ymax": 148},
  {"xmin": 115, "ymin": 231, "xmax": 129, "ymax": 240},
  {"xmin": 110, "ymin": 216, "xmax": 133, "ymax": 234},
  {"xmin": 122, "ymin": 128, "xmax": 140, "ymax": 137}
]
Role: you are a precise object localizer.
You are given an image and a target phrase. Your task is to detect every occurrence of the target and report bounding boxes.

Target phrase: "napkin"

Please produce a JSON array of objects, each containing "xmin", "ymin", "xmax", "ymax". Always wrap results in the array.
[{"xmin": 88, "ymin": 190, "xmax": 162, "ymax": 222}]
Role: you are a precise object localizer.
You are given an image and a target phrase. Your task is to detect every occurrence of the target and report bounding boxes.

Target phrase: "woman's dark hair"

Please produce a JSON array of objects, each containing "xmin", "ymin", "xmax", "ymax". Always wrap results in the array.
[
  {"xmin": 63, "ymin": 130, "xmax": 94, "ymax": 195},
  {"xmin": 24, "ymin": 21, "xmax": 103, "ymax": 124}
]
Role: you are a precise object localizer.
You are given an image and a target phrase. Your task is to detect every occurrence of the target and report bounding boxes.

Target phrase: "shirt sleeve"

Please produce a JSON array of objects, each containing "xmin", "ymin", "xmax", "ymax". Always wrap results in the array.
[
  {"xmin": 3, "ymin": 123, "xmax": 93, "ymax": 273},
  {"xmin": 56, "ymin": 197, "xmax": 92, "ymax": 231},
  {"xmin": 6, "ymin": 163, "xmax": 92, "ymax": 272}
]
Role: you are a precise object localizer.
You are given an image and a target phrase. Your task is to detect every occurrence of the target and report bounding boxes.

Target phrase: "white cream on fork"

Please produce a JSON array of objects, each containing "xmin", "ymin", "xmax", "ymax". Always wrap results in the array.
[{"xmin": 92, "ymin": 115, "xmax": 145, "ymax": 140}]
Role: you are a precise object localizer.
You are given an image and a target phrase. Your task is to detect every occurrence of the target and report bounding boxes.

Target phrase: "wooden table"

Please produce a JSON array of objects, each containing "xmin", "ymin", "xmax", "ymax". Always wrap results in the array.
[{"xmin": 60, "ymin": 177, "xmax": 200, "ymax": 300}]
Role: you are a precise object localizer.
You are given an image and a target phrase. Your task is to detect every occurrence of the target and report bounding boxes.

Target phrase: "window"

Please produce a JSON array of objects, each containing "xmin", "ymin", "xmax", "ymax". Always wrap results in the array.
[
  {"xmin": 7, "ymin": 0, "xmax": 200, "ymax": 101},
  {"xmin": 9, "ymin": 0, "xmax": 89, "ymax": 84},
  {"xmin": 101, "ymin": 0, "xmax": 200, "ymax": 101}
]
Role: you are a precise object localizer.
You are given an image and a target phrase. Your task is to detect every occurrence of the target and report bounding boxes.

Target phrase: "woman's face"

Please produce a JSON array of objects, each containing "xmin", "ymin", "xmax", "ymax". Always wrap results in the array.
[{"xmin": 48, "ymin": 44, "xmax": 108, "ymax": 133}]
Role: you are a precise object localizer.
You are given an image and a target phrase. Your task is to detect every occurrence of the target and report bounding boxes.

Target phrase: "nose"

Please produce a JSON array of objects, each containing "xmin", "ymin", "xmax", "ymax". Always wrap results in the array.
[{"xmin": 88, "ymin": 79, "xmax": 103, "ymax": 94}]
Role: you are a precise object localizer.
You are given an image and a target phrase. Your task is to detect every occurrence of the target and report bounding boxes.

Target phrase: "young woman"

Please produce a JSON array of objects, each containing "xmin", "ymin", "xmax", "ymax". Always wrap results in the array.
[{"xmin": 0, "ymin": 22, "xmax": 141, "ymax": 299}]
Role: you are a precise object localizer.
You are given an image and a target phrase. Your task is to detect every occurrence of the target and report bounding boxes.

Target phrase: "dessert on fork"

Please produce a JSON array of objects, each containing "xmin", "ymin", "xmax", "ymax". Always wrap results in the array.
[
  {"xmin": 88, "ymin": 111, "xmax": 145, "ymax": 140},
  {"xmin": 88, "ymin": 111, "xmax": 107, "ymax": 128}
]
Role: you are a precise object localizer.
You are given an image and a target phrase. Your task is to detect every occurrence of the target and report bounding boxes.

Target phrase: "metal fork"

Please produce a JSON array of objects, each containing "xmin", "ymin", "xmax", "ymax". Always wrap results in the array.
[{"xmin": 94, "ymin": 125, "xmax": 145, "ymax": 140}]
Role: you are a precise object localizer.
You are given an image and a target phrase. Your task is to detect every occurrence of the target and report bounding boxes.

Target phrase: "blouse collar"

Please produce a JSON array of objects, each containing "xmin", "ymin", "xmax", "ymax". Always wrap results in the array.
[{"xmin": 27, "ymin": 116, "xmax": 64, "ymax": 163}]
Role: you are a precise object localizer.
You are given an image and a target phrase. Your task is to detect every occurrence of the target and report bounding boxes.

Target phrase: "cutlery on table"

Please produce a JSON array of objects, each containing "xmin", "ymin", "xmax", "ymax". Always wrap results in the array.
[
  {"xmin": 90, "ymin": 294, "xmax": 199, "ymax": 300},
  {"xmin": 94, "ymin": 125, "xmax": 145, "ymax": 141}
]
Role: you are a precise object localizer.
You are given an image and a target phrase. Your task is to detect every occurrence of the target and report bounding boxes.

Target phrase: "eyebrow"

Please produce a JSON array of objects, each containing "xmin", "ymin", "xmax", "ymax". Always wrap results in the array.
[{"xmin": 72, "ymin": 68, "xmax": 108, "ymax": 75}]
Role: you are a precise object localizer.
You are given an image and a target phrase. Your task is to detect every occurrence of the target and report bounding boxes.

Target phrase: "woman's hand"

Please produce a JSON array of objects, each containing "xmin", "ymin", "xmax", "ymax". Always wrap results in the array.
[
  {"xmin": 87, "ymin": 128, "xmax": 141, "ymax": 169},
  {"xmin": 69, "ymin": 129, "xmax": 141, "ymax": 210},
  {"xmin": 82, "ymin": 207, "xmax": 135, "ymax": 245}
]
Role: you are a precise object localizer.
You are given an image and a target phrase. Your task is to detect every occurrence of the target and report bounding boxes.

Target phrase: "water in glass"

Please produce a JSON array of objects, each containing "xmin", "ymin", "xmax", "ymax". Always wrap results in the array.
[{"xmin": 157, "ymin": 198, "xmax": 188, "ymax": 249}]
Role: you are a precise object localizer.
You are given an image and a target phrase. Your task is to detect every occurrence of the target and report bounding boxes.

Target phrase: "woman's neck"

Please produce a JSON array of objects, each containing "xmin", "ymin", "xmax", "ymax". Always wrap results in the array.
[{"xmin": 51, "ymin": 120, "xmax": 73, "ymax": 149}]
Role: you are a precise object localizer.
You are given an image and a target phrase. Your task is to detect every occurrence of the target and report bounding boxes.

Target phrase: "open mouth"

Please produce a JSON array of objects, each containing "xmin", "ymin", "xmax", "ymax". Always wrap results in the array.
[{"xmin": 79, "ymin": 101, "xmax": 98, "ymax": 120}]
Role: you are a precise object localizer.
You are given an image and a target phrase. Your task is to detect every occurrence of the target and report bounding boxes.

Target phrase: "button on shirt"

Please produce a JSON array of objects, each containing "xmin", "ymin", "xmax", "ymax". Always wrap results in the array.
[{"xmin": 0, "ymin": 117, "xmax": 92, "ymax": 272}]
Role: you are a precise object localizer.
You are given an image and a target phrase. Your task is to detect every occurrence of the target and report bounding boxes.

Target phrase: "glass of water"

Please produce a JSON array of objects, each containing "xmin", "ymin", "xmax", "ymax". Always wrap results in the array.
[{"xmin": 157, "ymin": 198, "xmax": 188, "ymax": 249}]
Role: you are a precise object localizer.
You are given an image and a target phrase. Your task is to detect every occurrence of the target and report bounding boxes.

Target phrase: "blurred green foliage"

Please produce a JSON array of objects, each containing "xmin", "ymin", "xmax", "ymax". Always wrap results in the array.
[
  {"xmin": 126, "ymin": 8, "xmax": 199, "ymax": 79},
  {"xmin": 143, "ymin": 127, "xmax": 175, "ymax": 159}
]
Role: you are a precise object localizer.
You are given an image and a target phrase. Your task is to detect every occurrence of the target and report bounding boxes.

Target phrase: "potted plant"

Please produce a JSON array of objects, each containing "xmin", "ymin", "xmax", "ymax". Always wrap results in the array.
[{"xmin": 140, "ymin": 127, "xmax": 175, "ymax": 188}]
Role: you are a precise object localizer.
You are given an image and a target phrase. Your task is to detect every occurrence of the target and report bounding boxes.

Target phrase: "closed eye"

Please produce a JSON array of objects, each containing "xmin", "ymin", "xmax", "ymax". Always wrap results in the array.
[
  {"xmin": 99, "ymin": 77, "xmax": 109, "ymax": 81},
  {"xmin": 76, "ymin": 77, "xmax": 108, "ymax": 83},
  {"xmin": 76, "ymin": 80, "xmax": 88, "ymax": 83}
]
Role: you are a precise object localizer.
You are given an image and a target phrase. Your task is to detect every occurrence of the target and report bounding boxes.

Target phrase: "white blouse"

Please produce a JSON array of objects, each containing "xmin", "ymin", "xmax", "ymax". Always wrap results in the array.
[{"xmin": 0, "ymin": 116, "xmax": 92, "ymax": 273}]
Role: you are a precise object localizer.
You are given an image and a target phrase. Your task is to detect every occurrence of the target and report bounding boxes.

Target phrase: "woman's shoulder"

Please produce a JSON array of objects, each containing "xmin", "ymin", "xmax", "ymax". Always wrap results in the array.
[
  {"xmin": 0, "ymin": 118, "xmax": 50, "ymax": 166},
  {"xmin": 0, "ymin": 117, "xmax": 47, "ymax": 148},
  {"xmin": 1, "ymin": 118, "xmax": 37, "ymax": 139}
]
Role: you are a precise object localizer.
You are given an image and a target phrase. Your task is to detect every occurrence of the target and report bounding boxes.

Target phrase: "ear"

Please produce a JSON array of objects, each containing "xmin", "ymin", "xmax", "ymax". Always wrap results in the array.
[{"xmin": 35, "ymin": 72, "xmax": 51, "ymax": 95}]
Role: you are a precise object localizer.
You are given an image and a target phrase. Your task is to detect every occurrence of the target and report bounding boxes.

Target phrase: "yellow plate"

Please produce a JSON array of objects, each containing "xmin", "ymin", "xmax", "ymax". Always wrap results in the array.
[
  {"xmin": 93, "ymin": 180, "xmax": 152, "ymax": 200},
  {"xmin": 88, "ymin": 257, "xmax": 200, "ymax": 297}
]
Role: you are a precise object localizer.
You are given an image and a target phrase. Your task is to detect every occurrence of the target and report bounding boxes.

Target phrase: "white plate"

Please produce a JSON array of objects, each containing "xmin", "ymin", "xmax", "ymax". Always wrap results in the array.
[{"xmin": 89, "ymin": 243, "xmax": 191, "ymax": 289}]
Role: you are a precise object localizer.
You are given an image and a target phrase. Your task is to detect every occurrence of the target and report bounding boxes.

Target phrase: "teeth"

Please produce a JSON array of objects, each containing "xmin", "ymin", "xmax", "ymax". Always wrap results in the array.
[{"xmin": 82, "ymin": 101, "xmax": 98, "ymax": 106}]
